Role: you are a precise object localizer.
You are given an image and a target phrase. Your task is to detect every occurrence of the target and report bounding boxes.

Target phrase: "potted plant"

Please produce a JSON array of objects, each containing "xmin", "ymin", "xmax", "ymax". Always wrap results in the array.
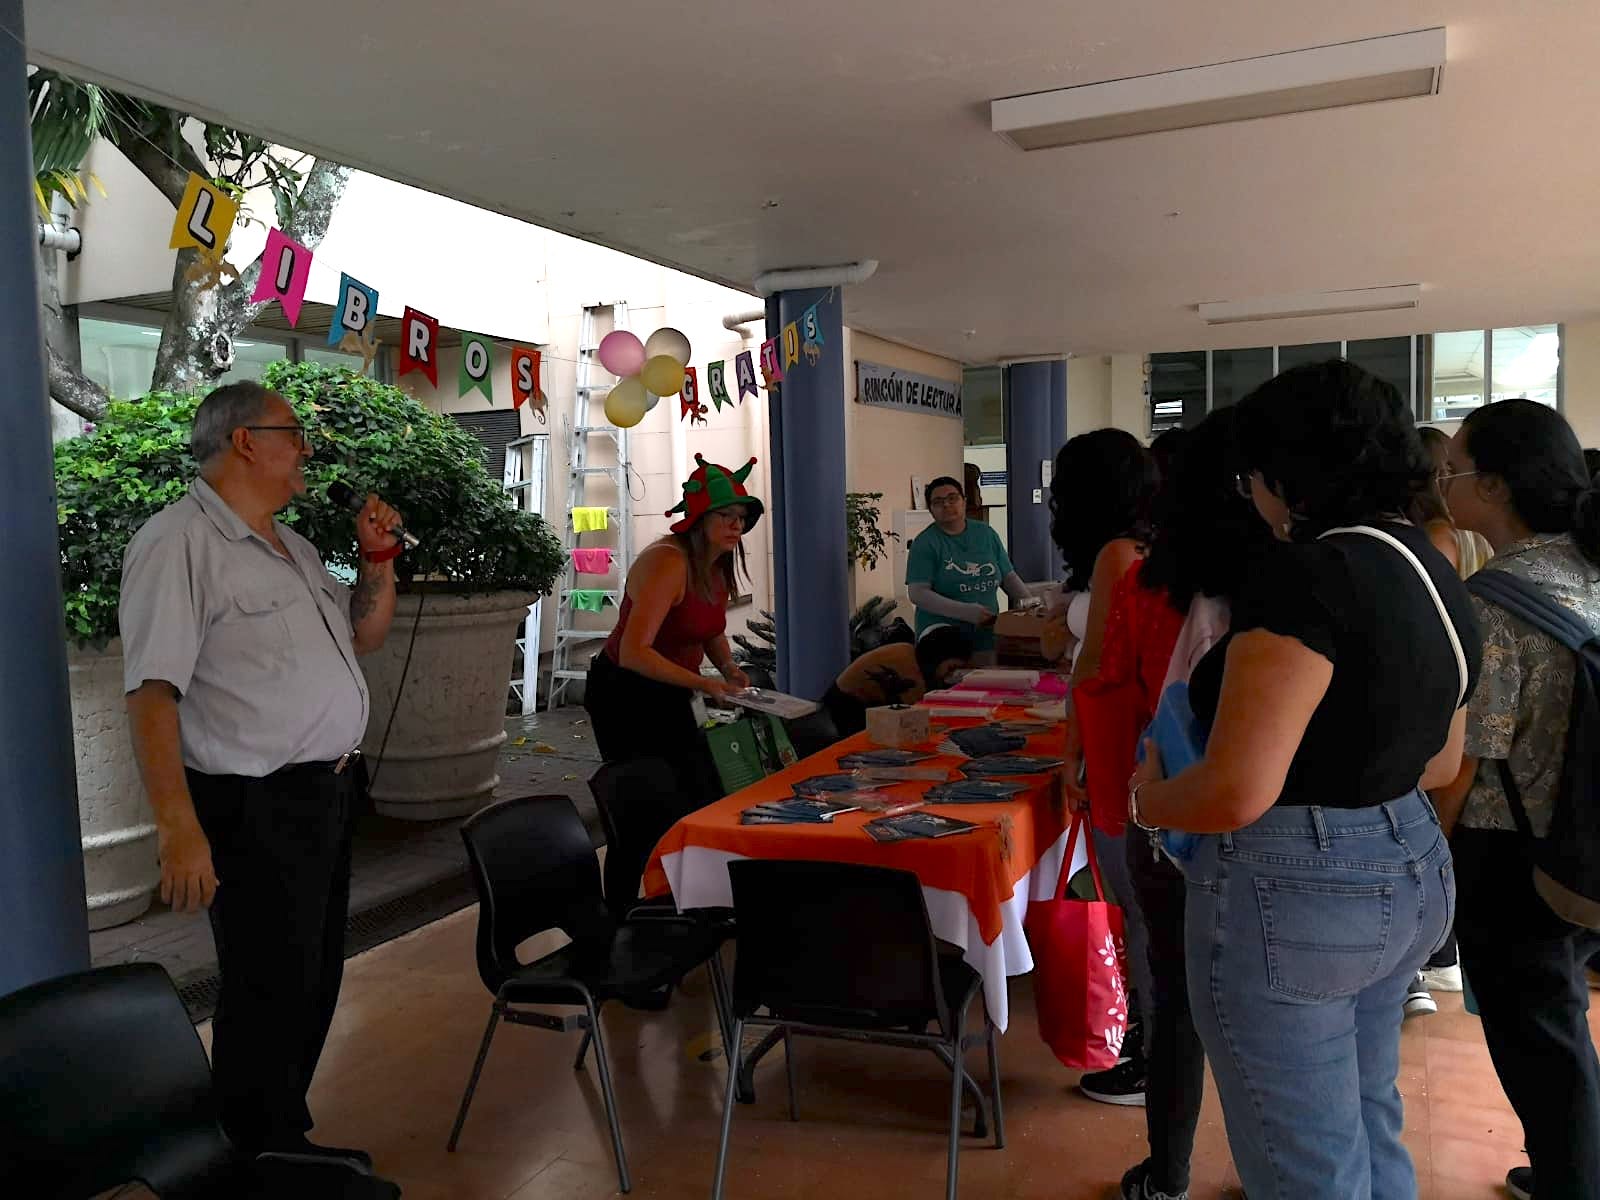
[{"xmin": 56, "ymin": 364, "xmax": 565, "ymax": 892}]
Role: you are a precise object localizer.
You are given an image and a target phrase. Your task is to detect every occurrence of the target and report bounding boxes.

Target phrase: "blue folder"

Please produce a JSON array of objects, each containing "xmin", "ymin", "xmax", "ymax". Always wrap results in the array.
[{"xmin": 1139, "ymin": 682, "xmax": 1205, "ymax": 865}]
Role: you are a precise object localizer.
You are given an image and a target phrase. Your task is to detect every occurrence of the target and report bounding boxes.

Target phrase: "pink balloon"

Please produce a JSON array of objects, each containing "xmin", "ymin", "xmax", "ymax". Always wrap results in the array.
[{"xmin": 597, "ymin": 330, "xmax": 646, "ymax": 377}]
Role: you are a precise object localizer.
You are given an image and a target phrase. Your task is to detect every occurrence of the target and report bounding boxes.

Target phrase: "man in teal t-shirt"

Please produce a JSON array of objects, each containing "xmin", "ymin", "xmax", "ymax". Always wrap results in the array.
[{"xmin": 906, "ymin": 476, "xmax": 1035, "ymax": 651}]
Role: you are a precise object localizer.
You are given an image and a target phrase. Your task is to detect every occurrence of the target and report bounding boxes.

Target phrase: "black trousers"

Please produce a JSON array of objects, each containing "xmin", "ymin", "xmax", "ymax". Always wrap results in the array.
[
  {"xmin": 1126, "ymin": 833, "xmax": 1207, "ymax": 1195},
  {"xmin": 188, "ymin": 761, "xmax": 361, "ymax": 1150},
  {"xmin": 1455, "ymin": 827, "xmax": 1600, "ymax": 1200},
  {"xmin": 584, "ymin": 652, "xmax": 722, "ymax": 805}
]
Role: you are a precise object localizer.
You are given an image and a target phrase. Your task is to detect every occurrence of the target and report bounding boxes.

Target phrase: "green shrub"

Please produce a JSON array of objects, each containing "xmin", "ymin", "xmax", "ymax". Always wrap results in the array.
[{"xmin": 55, "ymin": 361, "xmax": 565, "ymax": 646}]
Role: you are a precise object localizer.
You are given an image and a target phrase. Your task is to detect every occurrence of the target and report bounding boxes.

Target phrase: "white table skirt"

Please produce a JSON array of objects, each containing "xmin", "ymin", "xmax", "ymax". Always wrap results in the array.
[{"xmin": 656, "ymin": 823, "xmax": 1084, "ymax": 1032}]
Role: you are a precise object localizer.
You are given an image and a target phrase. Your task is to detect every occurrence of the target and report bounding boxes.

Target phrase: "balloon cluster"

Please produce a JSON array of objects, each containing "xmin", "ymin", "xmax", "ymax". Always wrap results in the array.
[{"xmin": 599, "ymin": 327, "xmax": 692, "ymax": 429}]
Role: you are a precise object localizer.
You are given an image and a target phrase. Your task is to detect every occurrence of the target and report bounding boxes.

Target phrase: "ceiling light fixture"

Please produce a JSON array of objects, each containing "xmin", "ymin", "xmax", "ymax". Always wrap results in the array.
[
  {"xmin": 1198, "ymin": 284, "xmax": 1422, "ymax": 325},
  {"xmin": 991, "ymin": 27, "xmax": 1445, "ymax": 150}
]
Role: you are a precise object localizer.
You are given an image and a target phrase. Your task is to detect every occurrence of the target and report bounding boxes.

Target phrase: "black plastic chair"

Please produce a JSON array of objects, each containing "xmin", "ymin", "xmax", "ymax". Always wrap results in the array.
[
  {"xmin": 588, "ymin": 757, "xmax": 711, "ymax": 920},
  {"xmin": 711, "ymin": 860, "xmax": 1003, "ymax": 1200},
  {"xmin": 447, "ymin": 794, "xmax": 729, "ymax": 1193},
  {"xmin": 0, "ymin": 962, "xmax": 399, "ymax": 1200}
]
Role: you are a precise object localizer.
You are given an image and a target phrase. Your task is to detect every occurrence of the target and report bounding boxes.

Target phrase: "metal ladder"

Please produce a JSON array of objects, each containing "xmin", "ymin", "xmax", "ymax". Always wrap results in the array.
[
  {"xmin": 547, "ymin": 303, "xmax": 633, "ymax": 709},
  {"xmin": 503, "ymin": 432, "xmax": 550, "ymax": 715}
]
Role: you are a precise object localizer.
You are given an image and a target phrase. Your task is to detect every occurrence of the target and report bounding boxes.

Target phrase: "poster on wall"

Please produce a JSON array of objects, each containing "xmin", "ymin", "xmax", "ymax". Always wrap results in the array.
[{"xmin": 854, "ymin": 361, "xmax": 963, "ymax": 421}]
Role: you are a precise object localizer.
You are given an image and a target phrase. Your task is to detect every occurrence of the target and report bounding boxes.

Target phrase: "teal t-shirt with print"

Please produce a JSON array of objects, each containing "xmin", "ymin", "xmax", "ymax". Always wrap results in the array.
[{"xmin": 905, "ymin": 519, "xmax": 1014, "ymax": 650}]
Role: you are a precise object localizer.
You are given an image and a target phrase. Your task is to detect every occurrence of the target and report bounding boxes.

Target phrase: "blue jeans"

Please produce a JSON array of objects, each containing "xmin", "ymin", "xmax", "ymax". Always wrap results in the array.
[{"xmin": 1182, "ymin": 792, "xmax": 1453, "ymax": 1200}]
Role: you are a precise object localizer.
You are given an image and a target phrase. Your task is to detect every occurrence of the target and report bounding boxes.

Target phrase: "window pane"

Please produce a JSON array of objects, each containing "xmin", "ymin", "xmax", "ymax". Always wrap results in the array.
[
  {"xmin": 1491, "ymin": 325, "xmax": 1560, "ymax": 407},
  {"xmin": 1148, "ymin": 351, "xmax": 1207, "ymax": 433},
  {"xmin": 962, "ymin": 366, "xmax": 1004, "ymax": 446},
  {"xmin": 1278, "ymin": 342, "xmax": 1341, "ymax": 372},
  {"xmin": 1346, "ymin": 337, "xmax": 1413, "ymax": 406},
  {"xmin": 1210, "ymin": 348, "xmax": 1273, "ymax": 410},
  {"xmin": 1432, "ymin": 330, "xmax": 1486, "ymax": 421},
  {"xmin": 78, "ymin": 316, "xmax": 161, "ymax": 398},
  {"xmin": 303, "ymin": 346, "xmax": 364, "ymax": 369},
  {"xmin": 219, "ymin": 336, "xmax": 288, "ymax": 386}
]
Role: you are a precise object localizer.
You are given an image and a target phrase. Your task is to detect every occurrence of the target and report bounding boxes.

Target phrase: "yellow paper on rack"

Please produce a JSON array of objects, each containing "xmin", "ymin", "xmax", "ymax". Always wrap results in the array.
[{"xmin": 572, "ymin": 507, "xmax": 609, "ymax": 532}]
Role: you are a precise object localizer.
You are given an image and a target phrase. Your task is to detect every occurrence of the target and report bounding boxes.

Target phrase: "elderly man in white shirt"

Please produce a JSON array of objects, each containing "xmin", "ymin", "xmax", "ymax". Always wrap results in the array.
[{"xmin": 120, "ymin": 379, "xmax": 403, "ymax": 1166}]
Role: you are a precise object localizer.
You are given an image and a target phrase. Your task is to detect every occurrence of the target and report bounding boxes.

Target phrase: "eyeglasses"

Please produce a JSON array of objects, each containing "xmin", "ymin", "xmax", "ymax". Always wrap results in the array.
[
  {"xmin": 244, "ymin": 424, "xmax": 310, "ymax": 450},
  {"xmin": 929, "ymin": 493, "xmax": 965, "ymax": 508}
]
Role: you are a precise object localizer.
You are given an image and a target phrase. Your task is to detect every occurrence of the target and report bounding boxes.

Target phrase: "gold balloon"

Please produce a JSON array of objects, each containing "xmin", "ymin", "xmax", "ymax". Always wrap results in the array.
[
  {"xmin": 641, "ymin": 354, "xmax": 686, "ymax": 397},
  {"xmin": 604, "ymin": 377, "xmax": 650, "ymax": 428}
]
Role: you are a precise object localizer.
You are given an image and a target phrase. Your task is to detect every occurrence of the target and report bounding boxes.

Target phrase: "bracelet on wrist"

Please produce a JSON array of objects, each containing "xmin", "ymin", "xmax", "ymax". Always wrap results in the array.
[{"xmin": 1128, "ymin": 780, "xmax": 1160, "ymax": 832}]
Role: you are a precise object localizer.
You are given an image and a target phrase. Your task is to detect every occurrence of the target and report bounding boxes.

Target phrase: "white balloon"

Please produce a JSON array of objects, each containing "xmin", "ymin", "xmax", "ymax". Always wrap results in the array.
[
  {"xmin": 644, "ymin": 326, "xmax": 692, "ymax": 366},
  {"xmin": 643, "ymin": 390, "xmax": 662, "ymax": 412}
]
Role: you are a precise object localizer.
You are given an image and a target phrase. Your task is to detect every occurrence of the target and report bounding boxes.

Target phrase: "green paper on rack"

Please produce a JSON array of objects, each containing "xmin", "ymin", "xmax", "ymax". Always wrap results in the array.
[{"xmin": 570, "ymin": 590, "xmax": 610, "ymax": 612}]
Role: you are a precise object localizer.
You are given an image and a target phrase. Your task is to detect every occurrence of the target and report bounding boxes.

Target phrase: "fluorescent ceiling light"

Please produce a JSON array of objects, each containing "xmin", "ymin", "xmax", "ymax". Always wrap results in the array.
[
  {"xmin": 992, "ymin": 28, "xmax": 1444, "ymax": 150},
  {"xmin": 1198, "ymin": 285, "xmax": 1422, "ymax": 325}
]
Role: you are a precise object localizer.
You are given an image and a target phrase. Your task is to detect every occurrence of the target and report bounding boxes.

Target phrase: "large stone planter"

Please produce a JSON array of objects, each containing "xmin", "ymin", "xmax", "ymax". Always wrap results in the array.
[
  {"xmin": 361, "ymin": 589, "xmax": 538, "ymax": 820},
  {"xmin": 68, "ymin": 640, "xmax": 159, "ymax": 930}
]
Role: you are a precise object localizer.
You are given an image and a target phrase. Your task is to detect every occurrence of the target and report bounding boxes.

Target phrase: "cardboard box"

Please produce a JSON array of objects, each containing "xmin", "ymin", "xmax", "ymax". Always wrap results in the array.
[
  {"xmin": 994, "ymin": 609, "xmax": 1068, "ymax": 669},
  {"xmin": 866, "ymin": 704, "xmax": 931, "ymax": 748}
]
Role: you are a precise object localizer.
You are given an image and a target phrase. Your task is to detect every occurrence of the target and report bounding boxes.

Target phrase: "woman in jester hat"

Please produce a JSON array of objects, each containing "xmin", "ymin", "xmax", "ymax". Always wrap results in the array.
[{"xmin": 585, "ymin": 455, "xmax": 763, "ymax": 803}]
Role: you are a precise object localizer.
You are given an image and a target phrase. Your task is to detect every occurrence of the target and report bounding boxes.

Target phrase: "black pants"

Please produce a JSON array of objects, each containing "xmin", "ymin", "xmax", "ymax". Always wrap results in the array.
[
  {"xmin": 188, "ymin": 761, "xmax": 360, "ymax": 1150},
  {"xmin": 1127, "ymin": 833, "xmax": 1207, "ymax": 1196},
  {"xmin": 584, "ymin": 652, "xmax": 722, "ymax": 805},
  {"xmin": 1455, "ymin": 827, "xmax": 1600, "ymax": 1200}
]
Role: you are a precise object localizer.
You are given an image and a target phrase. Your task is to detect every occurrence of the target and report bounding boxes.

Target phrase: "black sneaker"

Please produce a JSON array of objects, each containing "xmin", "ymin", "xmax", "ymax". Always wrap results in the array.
[
  {"xmin": 1118, "ymin": 1017, "xmax": 1145, "ymax": 1067},
  {"xmin": 1120, "ymin": 1159, "xmax": 1188, "ymax": 1199},
  {"xmin": 1403, "ymin": 973, "xmax": 1438, "ymax": 1017},
  {"xmin": 1506, "ymin": 1165, "xmax": 1533, "ymax": 1199},
  {"xmin": 1080, "ymin": 1057, "xmax": 1146, "ymax": 1107}
]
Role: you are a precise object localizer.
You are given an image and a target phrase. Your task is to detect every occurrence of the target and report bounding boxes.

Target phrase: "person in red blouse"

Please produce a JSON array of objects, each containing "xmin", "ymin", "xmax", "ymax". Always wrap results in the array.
[{"xmin": 1074, "ymin": 410, "xmax": 1273, "ymax": 1200}]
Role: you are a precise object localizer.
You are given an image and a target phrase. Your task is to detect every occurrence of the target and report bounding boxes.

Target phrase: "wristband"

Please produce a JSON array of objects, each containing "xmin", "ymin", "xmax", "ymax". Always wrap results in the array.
[
  {"xmin": 1128, "ymin": 781, "xmax": 1160, "ymax": 832},
  {"xmin": 363, "ymin": 542, "xmax": 404, "ymax": 564}
]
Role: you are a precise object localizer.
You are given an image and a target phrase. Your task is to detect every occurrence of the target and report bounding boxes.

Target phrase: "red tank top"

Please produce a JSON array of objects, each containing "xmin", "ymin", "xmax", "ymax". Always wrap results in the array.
[{"xmin": 604, "ymin": 571, "xmax": 729, "ymax": 674}]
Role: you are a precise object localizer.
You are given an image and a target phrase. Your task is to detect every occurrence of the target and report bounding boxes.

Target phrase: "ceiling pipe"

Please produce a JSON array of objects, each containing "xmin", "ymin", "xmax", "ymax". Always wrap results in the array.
[
  {"xmin": 722, "ymin": 308, "xmax": 765, "ymax": 333},
  {"xmin": 752, "ymin": 258, "xmax": 878, "ymax": 298}
]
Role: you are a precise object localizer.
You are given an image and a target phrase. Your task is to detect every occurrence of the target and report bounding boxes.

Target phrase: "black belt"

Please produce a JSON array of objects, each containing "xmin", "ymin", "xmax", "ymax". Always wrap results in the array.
[{"xmin": 276, "ymin": 749, "xmax": 363, "ymax": 777}]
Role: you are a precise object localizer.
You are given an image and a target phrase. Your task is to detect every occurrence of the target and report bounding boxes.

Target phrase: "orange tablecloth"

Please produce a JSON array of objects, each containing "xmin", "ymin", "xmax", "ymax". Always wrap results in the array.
[{"xmin": 643, "ymin": 706, "xmax": 1073, "ymax": 1030}]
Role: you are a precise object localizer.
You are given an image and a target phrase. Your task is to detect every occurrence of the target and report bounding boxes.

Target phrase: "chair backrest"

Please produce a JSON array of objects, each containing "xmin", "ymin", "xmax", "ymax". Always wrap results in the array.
[
  {"xmin": 588, "ymin": 758, "xmax": 684, "ymax": 915},
  {"xmin": 726, "ymin": 860, "xmax": 950, "ymax": 1033},
  {"xmin": 0, "ymin": 962, "xmax": 234, "ymax": 1199},
  {"xmin": 460, "ymin": 794, "xmax": 615, "ymax": 994}
]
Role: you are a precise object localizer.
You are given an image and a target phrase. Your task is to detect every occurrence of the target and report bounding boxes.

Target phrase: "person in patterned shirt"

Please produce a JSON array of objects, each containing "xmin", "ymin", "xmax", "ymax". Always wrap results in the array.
[{"xmin": 1432, "ymin": 399, "xmax": 1600, "ymax": 1200}]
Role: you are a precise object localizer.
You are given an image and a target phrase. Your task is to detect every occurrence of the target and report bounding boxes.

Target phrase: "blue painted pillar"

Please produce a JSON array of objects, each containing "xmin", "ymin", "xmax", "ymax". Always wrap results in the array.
[
  {"xmin": 1003, "ymin": 359, "xmax": 1067, "ymax": 583},
  {"xmin": 765, "ymin": 287, "xmax": 848, "ymax": 699},
  {"xmin": 0, "ymin": 0, "xmax": 90, "ymax": 997}
]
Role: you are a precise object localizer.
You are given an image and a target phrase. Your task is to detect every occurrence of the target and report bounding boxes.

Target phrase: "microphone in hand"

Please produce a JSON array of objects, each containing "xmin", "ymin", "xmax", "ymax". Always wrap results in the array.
[{"xmin": 327, "ymin": 481, "xmax": 420, "ymax": 550}]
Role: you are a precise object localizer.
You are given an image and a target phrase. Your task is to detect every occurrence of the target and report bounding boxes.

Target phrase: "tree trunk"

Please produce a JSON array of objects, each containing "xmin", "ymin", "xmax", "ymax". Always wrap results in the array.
[
  {"xmin": 149, "ymin": 158, "xmax": 351, "ymax": 395},
  {"xmin": 38, "ymin": 230, "xmax": 108, "ymax": 426}
]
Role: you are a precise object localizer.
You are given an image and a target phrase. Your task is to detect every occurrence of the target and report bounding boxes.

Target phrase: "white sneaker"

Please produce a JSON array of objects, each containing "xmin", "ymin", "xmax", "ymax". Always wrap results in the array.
[
  {"xmin": 1403, "ymin": 974, "xmax": 1438, "ymax": 1017},
  {"xmin": 1420, "ymin": 963, "xmax": 1463, "ymax": 993}
]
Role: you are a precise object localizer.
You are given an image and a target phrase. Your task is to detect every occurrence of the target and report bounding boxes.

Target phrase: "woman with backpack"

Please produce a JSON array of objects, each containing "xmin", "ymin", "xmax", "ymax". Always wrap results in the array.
[
  {"xmin": 1126, "ymin": 361, "xmax": 1481, "ymax": 1199},
  {"xmin": 1430, "ymin": 399, "xmax": 1600, "ymax": 1200}
]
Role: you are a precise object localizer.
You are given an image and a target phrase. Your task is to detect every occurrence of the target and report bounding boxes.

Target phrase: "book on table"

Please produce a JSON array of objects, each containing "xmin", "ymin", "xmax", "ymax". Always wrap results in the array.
[
  {"xmin": 959, "ymin": 754, "xmax": 1065, "ymax": 778},
  {"xmin": 922, "ymin": 779, "xmax": 1031, "ymax": 804},
  {"xmin": 862, "ymin": 811, "xmax": 980, "ymax": 841},
  {"xmin": 741, "ymin": 796, "xmax": 862, "ymax": 824}
]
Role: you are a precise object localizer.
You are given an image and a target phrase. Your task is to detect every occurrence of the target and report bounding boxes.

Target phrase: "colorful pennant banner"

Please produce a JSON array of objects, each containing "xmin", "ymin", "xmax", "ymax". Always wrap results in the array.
[
  {"xmin": 399, "ymin": 306, "xmax": 440, "ymax": 387},
  {"xmin": 782, "ymin": 322, "xmax": 801, "ymax": 371},
  {"xmin": 759, "ymin": 337, "xmax": 783, "ymax": 388},
  {"xmin": 707, "ymin": 360, "xmax": 731, "ymax": 411},
  {"xmin": 459, "ymin": 332, "xmax": 495, "ymax": 404},
  {"xmin": 736, "ymin": 350, "xmax": 759, "ymax": 402},
  {"xmin": 680, "ymin": 366, "xmax": 708, "ymax": 425},
  {"xmin": 170, "ymin": 172, "xmax": 238, "ymax": 258},
  {"xmin": 250, "ymin": 228, "xmax": 312, "ymax": 326},
  {"xmin": 329, "ymin": 273, "xmax": 379, "ymax": 346},
  {"xmin": 511, "ymin": 345, "xmax": 544, "ymax": 420}
]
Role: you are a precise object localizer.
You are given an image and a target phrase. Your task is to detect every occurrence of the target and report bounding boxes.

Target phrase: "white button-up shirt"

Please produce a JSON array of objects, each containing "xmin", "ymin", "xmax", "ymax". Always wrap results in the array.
[{"xmin": 119, "ymin": 479, "xmax": 370, "ymax": 777}]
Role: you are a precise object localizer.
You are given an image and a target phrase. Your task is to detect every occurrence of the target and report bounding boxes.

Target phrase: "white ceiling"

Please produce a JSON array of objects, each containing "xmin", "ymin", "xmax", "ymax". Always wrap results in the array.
[{"xmin": 23, "ymin": 1, "xmax": 1600, "ymax": 363}]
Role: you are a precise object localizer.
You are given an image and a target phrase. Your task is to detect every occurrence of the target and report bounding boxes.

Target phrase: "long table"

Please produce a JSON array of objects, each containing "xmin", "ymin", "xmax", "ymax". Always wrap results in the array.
[{"xmin": 643, "ymin": 706, "xmax": 1080, "ymax": 1032}]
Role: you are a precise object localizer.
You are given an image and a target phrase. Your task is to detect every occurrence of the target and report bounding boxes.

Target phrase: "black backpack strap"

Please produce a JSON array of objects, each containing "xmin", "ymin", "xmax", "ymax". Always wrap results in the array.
[{"xmin": 1467, "ymin": 568, "xmax": 1594, "ymax": 840}]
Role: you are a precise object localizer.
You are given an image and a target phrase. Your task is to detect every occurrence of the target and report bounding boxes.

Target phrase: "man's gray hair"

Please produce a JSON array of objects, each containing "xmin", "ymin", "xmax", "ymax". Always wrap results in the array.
[{"xmin": 191, "ymin": 380, "xmax": 275, "ymax": 465}]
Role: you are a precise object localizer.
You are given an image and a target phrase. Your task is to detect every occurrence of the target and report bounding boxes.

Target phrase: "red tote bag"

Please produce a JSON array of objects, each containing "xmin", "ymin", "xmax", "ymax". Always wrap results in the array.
[{"xmin": 1024, "ymin": 811, "xmax": 1129, "ymax": 1071}]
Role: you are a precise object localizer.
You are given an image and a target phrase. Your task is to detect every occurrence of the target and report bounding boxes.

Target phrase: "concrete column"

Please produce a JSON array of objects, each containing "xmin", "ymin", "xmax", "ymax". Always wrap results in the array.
[
  {"xmin": 765, "ymin": 287, "xmax": 848, "ymax": 698},
  {"xmin": 0, "ymin": 0, "xmax": 91, "ymax": 997},
  {"xmin": 1003, "ymin": 359, "xmax": 1066, "ymax": 583}
]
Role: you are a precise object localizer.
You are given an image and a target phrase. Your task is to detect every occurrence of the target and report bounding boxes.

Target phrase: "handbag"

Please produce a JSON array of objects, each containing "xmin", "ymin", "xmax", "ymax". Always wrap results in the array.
[{"xmin": 1023, "ymin": 811, "xmax": 1129, "ymax": 1071}]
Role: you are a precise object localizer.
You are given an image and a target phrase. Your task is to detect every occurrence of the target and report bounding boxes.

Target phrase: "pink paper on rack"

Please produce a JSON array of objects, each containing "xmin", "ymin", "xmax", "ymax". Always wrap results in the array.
[{"xmin": 571, "ymin": 547, "xmax": 613, "ymax": 575}]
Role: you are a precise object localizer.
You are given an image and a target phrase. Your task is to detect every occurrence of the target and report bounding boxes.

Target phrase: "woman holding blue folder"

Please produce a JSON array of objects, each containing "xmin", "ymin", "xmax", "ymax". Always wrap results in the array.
[
  {"xmin": 1127, "ymin": 362, "xmax": 1481, "ymax": 1200},
  {"xmin": 1075, "ymin": 409, "xmax": 1271, "ymax": 1200}
]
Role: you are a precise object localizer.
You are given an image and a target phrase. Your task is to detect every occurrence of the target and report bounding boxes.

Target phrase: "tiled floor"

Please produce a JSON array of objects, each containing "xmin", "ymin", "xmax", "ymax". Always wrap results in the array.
[
  {"xmin": 168, "ymin": 907, "xmax": 1593, "ymax": 1199},
  {"xmin": 88, "ymin": 708, "xmax": 604, "ymax": 982}
]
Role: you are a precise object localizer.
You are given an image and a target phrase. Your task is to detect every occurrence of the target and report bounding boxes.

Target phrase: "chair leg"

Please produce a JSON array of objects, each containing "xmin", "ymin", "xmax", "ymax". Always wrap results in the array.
[
  {"xmin": 574, "ymin": 1025, "xmax": 594, "ymax": 1072},
  {"xmin": 782, "ymin": 1027, "xmax": 799, "ymax": 1122},
  {"xmin": 946, "ymin": 1014, "xmax": 966, "ymax": 1200},
  {"xmin": 985, "ymin": 1020, "xmax": 1005, "ymax": 1150},
  {"xmin": 707, "ymin": 950, "xmax": 733, "ymax": 1061},
  {"xmin": 446, "ymin": 1006, "xmax": 501, "ymax": 1152},
  {"xmin": 583, "ymin": 998, "xmax": 632, "ymax": 1194},
  {"xmin": 711, "ymin": 1018, "xmax": 745, "ymax": 1200}
]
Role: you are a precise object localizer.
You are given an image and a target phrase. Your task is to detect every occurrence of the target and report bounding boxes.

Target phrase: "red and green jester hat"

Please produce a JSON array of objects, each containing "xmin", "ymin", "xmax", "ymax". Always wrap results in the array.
[{"xmin": 665, "ymin": 455, "xmax": 764, "ymax": 533}]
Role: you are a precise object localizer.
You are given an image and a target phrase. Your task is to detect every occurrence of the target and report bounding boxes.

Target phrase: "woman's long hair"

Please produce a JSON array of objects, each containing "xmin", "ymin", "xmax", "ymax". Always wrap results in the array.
[
  {"xmin": 670, "ymin": 517, "xmax": 748, "ymax": 599},
  {"xmin": 1049, "ymin": 428, "xmax": 1155, "ymax": 591},
  {"xmin": 1410, "ymin": 425, "xmax": 1454, "ymax": 529},
  {"xmin": 1139, "ymin": 408, "xmax": 1272, "ymax": 612},
  {"xmin": 1460, "ymin": 399, "xmax": 1600, "ymax": 568}
]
